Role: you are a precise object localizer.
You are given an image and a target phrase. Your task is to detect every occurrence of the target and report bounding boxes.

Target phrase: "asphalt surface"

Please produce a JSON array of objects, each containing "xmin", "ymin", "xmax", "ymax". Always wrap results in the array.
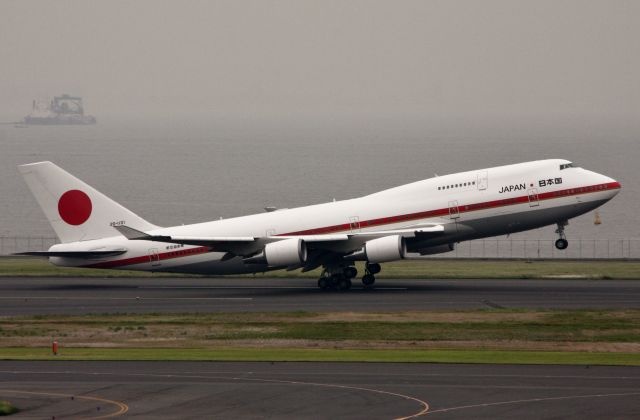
[
  {"xmin": 0, "ymin": 277, "xmax": 639, "ymax": 315},
  {"xmin": 0, "ymin": 361, "xmax": 638, "ymax": 419},
  {"xmin": 2, "ymin": 278, "xmax": 639, "ymax": 418}
]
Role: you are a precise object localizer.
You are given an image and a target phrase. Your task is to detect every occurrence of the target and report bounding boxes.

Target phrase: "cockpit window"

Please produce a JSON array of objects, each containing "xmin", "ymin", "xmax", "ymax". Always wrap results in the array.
[{"xmin": 560, "ymin": 163, "xmax": 574, "ymax": 170}]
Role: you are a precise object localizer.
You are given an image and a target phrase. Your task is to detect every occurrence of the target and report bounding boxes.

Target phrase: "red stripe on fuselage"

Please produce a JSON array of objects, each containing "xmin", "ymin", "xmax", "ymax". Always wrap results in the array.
[
  {"xmin": 83, "ymin": 181, "xmax": 620, "ymax": 269},
  {"xmin": 85, "ymin": 245, "xmax": 210, "ymax": 269},
  {"xmin": 279, "ymin": 181, "xmax": 621, "ymax": 236}
]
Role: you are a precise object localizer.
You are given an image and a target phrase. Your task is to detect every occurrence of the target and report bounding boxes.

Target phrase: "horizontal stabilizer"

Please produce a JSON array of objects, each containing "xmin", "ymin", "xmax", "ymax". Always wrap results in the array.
[{"xmin": 15, "ymin": 249, "xmax": 127, "ymax": 258}]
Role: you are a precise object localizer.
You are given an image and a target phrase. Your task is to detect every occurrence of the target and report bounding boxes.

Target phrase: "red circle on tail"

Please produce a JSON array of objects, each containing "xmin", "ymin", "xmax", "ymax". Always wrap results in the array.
[{"xmin": 58, "ymin": 190, "xmax": 92, "ymax": 225}]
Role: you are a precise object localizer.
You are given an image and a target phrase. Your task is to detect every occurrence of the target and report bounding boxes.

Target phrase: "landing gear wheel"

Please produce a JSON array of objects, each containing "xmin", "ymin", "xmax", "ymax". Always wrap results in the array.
[
  {"xmin": 337, "ymin": 277, "xmax": 352, "ymax": 291},
  {"xmin": 343, "ymin": 266, "xmax": 358, "ymax": 279},
  {"xmin": 555, "ymin": 238, "xmax": 568, "ymax": 250},
  {"xmin": 318, "ymin": 277, "xmax": 330, "ymax": 290},
  {"xmin": 362, "ymin": 274, "xmax": 375, "ymax": 287},
  {"xmin": 555, "ymin": 221, "xmax": 569, "ymax": 250},
  {"xmin": 366, "ymin": 263, "xmax": 381, "ymax": 274}
]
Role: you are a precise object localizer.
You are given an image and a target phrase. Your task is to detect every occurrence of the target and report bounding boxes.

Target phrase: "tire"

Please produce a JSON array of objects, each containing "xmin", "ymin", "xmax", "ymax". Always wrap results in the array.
[
  {"xmin": 338, "ymin": 278, "xmax": 352, "ymax": 291},
  {"xmin": 330, "ymin": 275, "xmax": 340, "ymax": 287},
  {"xmin": 555, "ymin": 238, "xmax": 568, "ymax": 250},
  {"xmin": 343, "ymin": 266, "xmax": 358, "ymax": 279},
  {"xmin": 367, "ymin": 263, "xmax": 381, "ymax": 274},
  {"xmin": 318, "ymin": 277, "xmax": 329, "ymax": 289},
  {"xmin": 362, "ymin": 274, "xmax": 375, "ymax": 286}
]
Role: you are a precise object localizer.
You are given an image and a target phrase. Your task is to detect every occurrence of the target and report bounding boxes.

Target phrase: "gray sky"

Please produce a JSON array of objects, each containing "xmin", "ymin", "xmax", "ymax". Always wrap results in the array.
[{"xmin": 1, "ymin": 0, "xmax": 638, "ymax": 123}]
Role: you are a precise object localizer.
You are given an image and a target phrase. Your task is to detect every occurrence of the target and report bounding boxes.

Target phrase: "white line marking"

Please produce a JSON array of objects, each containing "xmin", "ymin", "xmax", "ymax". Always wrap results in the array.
[
  {"xmin": 0, "ymin": 369, "xmax": 429, "ymax": 419},
  {"xmin": 0, "ymin": 297, "xmax": 252, "ymax": 301},
  {"xmin": 138, "ymin": 286, "xmax": 408, "ymax": 290},
  {"xmin": 187, "ymin": 370, "xmax": 640, "ymax": 381},
  {"xmin": 424, "ymin": 391, "xmax": 640, "ymax": 415}
]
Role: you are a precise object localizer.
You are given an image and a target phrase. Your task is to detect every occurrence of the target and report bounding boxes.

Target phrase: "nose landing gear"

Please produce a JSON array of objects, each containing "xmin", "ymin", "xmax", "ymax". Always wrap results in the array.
[{"xmin": 555, "ymin": 221, "xmax": 569, "ymax": 250}]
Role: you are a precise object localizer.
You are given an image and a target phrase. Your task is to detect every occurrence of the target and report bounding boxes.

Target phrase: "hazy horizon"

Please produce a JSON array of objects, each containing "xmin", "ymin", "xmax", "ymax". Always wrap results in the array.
[{"xmin": 1, "ymin": 0, "xmax": 638, "ymax": 129}]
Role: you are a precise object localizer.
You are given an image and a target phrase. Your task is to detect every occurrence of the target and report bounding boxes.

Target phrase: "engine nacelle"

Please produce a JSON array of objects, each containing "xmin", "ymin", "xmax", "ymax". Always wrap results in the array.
[
  {"xmin": 418, "ymin": 243, "xmax": 455, "ymax": 256},
  {"xmin": 245, "ymin": 238, "xmax": 307, "ymax": 267},
  {"xmin": 364, "ymin": 235, "xmax": 407, "ymax": 263}
]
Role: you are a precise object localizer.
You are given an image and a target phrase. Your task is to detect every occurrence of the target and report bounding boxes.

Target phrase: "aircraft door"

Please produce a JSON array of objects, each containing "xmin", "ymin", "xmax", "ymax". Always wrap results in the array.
[
  {"xmin": 477, "ymin": 171, "xmax": 488, "ymax": 190},
  {"xmin": 349, "ymin": 216, "xmax": 361, "ymax": 232},
  {"xmin": 148, "ymin": 248, "xmax": 161, "ymax": 266},
  {"xmin": 527, "ymin": 188, "xmax": 540, "ymax": 207},
  {"xmin": 448, "ymin": 200, "xmax": 460, "ymax": 219}
]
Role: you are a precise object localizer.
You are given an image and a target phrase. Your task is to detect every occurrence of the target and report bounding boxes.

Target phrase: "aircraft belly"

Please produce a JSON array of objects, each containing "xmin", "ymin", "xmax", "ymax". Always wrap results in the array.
[
  {"xmin": 465, "ymin": 199, "xmax": 608, "ymax": 237},
  {"xmin": 154, "ymin": 256, "xmax": 268, "ymax": 275},
  {"xmin": 409, "ymin": 199, "xmax": 608, "ymax": 250}
]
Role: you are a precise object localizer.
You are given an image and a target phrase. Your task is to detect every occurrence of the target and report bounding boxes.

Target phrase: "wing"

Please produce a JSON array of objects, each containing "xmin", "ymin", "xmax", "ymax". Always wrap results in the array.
[
  {"xmin": 114, "ymin": 224, "xmax": 444, "ymax": 261},
  {"xmin": 115, "ymin": 224, "xmax": 442, "ymax": 246}
]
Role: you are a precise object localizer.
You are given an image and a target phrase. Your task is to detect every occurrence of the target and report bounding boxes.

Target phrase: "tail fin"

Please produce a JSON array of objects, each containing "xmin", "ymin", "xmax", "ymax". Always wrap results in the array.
[{"xmin": 19, "ymin": 161, "xmax": 158, "ymax": 243}]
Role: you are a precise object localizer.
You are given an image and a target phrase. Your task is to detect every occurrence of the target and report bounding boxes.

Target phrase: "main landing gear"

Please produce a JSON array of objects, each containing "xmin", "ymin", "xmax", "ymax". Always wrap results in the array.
[
  {"xmin": 317, "ymin": 263, "xmax": 382, "ymax": 291},
  {"xmin": 318, "ymin": 266, "xmax": 357, "ymax": 291},
  {"xmin": 555, "ymin": 221, "xmax": 569, "ymax": 250},
  {"xmin": 362, "ymin": 263, "xmax": 381, "ymax": 288}
]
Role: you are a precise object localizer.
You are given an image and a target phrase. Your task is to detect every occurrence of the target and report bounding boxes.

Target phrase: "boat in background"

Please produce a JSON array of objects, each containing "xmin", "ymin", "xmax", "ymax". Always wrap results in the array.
[{"xmin": 23, "ymin": 94, "xmax": 96, "ymax": 125}]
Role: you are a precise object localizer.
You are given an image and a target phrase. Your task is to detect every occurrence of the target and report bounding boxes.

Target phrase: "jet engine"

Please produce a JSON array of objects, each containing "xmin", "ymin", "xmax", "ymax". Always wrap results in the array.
[
  {"xmin": 244, "ymin": 238, "xmax": 307, "ymax": 267},
  {"xmin": 345, "ymin": 235, "xmax": 407, "ymax": 263}
]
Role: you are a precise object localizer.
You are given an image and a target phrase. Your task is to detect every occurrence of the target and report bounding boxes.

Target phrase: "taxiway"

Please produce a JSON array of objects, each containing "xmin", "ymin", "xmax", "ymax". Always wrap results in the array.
[{"xmin": 1, "ymin": 361, "xmax": 638, "ymax": 419}]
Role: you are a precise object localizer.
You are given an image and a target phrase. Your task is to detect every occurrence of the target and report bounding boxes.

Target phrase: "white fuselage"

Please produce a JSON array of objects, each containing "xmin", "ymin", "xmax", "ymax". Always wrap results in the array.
[{"xmin": 49, "ymin": 159, "xmax": 620, "ymax": 274}]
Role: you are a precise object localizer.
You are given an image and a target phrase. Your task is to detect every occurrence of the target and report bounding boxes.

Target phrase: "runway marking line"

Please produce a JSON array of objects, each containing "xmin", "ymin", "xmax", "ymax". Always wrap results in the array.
[
  {"xmin": 138, "ymin": 286, "xmax": 408, "ymax": 290},
  {"xmin": 230, "ymin": 375, "xmax": 430, "ymax": 420},
  {"xmin": 0, "ymin": 297, "xmax": 252, "ymax": 301},
  {"xmin": 424, "ymin": 391, "xmax": 640, "ymax": 416},
  {"xmin": 0, "ymin": 369, "xmax": 428, "ymax": 419},
  {"xmin": 0, "ymin": 388, "xmax": 129, "ymax": 419},
  {"xmin": 186, "ymin": 370, "xmax": 640, "ymax": 381},
  {"xmin": 7, "ymin": 369, "xmax": 640, "ymax": 418}
]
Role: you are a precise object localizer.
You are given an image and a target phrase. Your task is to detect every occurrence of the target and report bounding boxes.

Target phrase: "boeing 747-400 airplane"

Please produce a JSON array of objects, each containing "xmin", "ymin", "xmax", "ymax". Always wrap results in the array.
[{"xmin": 18, "ymin": 159, "xmax": 620, "ymax": 289}]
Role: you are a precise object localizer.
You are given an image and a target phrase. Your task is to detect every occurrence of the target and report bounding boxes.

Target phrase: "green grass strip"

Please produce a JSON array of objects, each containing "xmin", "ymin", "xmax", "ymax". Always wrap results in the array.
[
  {"xmin": 5, "ymin": 309, "xmax": 640, "ymax": 344},
  {"xmin": 1, "ymin": 347, "xmax": 638, "ymax": 366}
]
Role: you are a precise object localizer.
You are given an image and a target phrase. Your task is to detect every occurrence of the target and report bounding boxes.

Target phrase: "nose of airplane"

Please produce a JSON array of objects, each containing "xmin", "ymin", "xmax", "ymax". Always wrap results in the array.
[{"xmin": 592, "ymin": 170, "xmax": 621, "ymax": 199}]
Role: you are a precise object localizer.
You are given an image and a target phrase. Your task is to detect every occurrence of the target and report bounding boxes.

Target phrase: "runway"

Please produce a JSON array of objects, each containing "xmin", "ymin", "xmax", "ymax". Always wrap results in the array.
[
  {"xmin": 1, "ymin": 361, "xmax": 638, "ymax": 419},
  {"xmin": 0, "ymin": 277, "xmax": 639, "ymax": 315}
]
